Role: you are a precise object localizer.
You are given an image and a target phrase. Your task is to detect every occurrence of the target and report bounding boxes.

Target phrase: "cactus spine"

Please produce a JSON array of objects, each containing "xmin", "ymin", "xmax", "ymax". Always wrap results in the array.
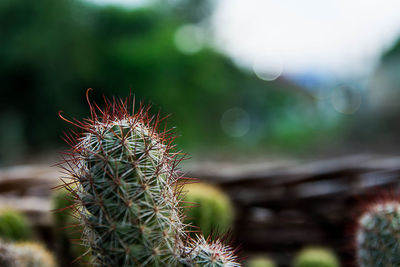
[
  {"xmin": 182, "ymin": 235, "xmax": 239, "ymax": 267},
  {"xmin": 356, "ymin": 201, "xmax": 400, "ymax": 267},
  {"xmin": 60, "ymin": 91, "xmax": 239, "ymax": 267}
]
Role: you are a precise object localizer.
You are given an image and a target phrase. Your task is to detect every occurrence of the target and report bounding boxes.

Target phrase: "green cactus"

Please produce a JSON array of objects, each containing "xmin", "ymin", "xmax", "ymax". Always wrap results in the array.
[
  {"xmin": 246, "ymin": 256, "xmax": 276, "ymax": 267},
  {"xmin": 60, "ymin": 92, "xmax": 239, "ymax": 267},
  {"xmin": 183, "ymin": 183, "xmax": 234, "ymax": 238},
  {"xmin": 356, "ymin": 201, "xmax": 400, "ymax": 267},
  {"xmin": 52, "ymin": 188, "xmax": 88, "ymax": 266},
  {"xmin": 181, "ymin": 235, "xmax": 239, "ymax": 267},
  {"xmin": 0, "ymin": 209, "xmax": 32, "ymax": 242},
  {"xmin": 293, "ymin": 247, "xmax": 339, "ymax": 267}
]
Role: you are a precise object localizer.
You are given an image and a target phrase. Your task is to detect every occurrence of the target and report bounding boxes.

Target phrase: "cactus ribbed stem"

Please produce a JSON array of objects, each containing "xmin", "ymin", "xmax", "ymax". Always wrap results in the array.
[
  {"xmin": 356, "ymin": 201, "xmax": 400, "ymax": 267},
  {"xmin": 60, "ymin": 90, "xmax": 239, "ymax": 267}
]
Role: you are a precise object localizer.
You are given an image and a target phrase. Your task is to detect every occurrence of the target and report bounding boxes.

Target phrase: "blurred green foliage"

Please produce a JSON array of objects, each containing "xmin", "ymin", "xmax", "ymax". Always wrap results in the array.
[
  {"xmin": 0, "ymin": 0, "xmax": 336, "ymax": 163},
  {"xmin": 0, "ymin": 209, "xmax": 32, "ymax": 241}
]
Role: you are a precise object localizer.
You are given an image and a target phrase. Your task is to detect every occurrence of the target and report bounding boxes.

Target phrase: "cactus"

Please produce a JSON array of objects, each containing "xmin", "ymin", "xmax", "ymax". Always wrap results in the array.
[
  {"xmin": 13, "ymin": 241, "xmax": 57, "ymax": 267},
  {"xmin": 246, "ymin": 256, "xmax": 276, "ymax": 267},
  {"xmin": 0, "ymin": 240, "xmax": 57, "ymax": 267},
  {"xmin": 0, "ymin": 209, "xmax": 32, "ymax": 242},
  {"xmin": 59, "ymin": 91, "xmax": 239, "ymax": 266},
  {"xmin": 183, "ymin": 183, "xmax": 234, "ymax": 238},
  {"xmin": 52, "ymin": 188, "xmax": 88, "ymax": 266},
  {"xmin": 356, "ymin": 201, "xmax": 400, "ymax": 267},
  {"xmin": 0, "ymin": 240, "xmax": 17, "ymax": 267},
  {"xmin": 181, "ymin": 235, "xmax": 239, "ymax": 267},
  {"xmin": 293, "ymin": 247, "xmax": 339, "ymax": 267}
]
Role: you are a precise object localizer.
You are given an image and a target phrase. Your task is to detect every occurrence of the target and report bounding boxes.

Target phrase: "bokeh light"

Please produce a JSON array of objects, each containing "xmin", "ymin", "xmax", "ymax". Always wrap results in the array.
[
  {"xmin": 220, "ymin": 108, "xmax": 251, "ymax": 138},
  {"xmin": 331, "ymin": 85, "xmax": 362, "ymax": 114}
]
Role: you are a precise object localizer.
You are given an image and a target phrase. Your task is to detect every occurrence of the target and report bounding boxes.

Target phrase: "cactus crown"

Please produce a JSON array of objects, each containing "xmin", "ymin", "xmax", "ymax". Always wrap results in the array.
[
  {"xmin": 60, "ymin": 91, "xmax": 187, "ymax": 266},
  {"xmin": 356, "ymin": 201, "xmax": 400, "ymax": 267},
  {"xmin": 59, "ymin": 90, "xmax": 240, "ymax": 267}
]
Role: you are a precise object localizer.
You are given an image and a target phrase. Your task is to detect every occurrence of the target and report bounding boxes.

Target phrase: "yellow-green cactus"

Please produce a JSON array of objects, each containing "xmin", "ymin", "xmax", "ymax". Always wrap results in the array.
[
  {"xmin": 293, "ymin": 247, "xmax": 340, "ymax": 267},
  {"xmin": 183, "ymin": 183, "xmax": 234, "ymax": 238},
  {"xmin": 246, "ymin": 256, "xmax": 276, "ymax": 267}
]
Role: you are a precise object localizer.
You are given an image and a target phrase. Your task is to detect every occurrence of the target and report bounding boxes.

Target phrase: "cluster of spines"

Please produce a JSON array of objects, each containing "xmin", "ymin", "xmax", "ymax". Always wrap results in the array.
[
  {"xmin": 59, "ymin": 90, "xmax": 239, "ymax": 266},
  {"xmin": 182, "ymin": 235, "xmax": 239, "ymax": 267},
  {"xmin": 355, "ymin": 200, "xmax": 400, "ymax": 267}
]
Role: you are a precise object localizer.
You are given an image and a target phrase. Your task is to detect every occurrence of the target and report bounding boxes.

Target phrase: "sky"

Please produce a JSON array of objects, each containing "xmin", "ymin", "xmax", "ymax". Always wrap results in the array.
[{"xmin": 88, "ymin": 0, "xmax": 400, "ymax": 78}]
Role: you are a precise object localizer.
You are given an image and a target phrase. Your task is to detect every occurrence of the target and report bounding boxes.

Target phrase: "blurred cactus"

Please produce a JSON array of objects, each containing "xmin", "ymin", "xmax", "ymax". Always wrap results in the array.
[
  {"xmin": 246, "ymin": 256, "xmax": 276, "ymax": 267},
  {"xmin": 59, "ymin": 92, "xmax": 239, "ymax": 266},
  {"xmin": 0, "ymin": 240, "xmax": 17, "ymax": 267},
  {"xmin": 183, "ymin": 183, "xmax": 234, "ymax": 238},
  {"xmin": 293, "ymin": 247, "xmax": 339, "ymax": 267},
  {"xmin": 52, "ymin": 188, "xmax": 88, "ymax": 266},
  {"xmin": 0, "ymin": 209, "xmax": 32, "ymax": 241},
  {"xmin": 356, "ymin": 201, "xmax": 400, "ymax": 267},
  {"xmin": 0, "ymin": 240, "xmax": 56, "ymax": 267},
  {"xmin": 14, "ymin": 241, "xmax": 57, "ymax": 267}
]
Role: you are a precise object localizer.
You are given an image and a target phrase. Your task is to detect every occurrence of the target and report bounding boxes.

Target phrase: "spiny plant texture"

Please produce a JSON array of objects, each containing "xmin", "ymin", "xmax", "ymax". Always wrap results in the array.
[
  {"xmin": 182, "ymin": 236, "xmax": 240, "ymax": 267},
  {"xmin": 356, "ymin": 201, "xmax": 400, "ymax": 267},
  {"xmin": 293, "ymin": 247, "xmax": 339, "ymax": 267},
  {"xmin": 59, "ymin": 90, "xmax": 239, "ymax": 267}
]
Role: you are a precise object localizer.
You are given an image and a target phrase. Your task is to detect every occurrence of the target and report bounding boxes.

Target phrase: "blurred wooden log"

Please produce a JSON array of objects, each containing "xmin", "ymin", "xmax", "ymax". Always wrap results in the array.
[
  {"xmin": 1, "ymin": 154, "xmax": 400, "ymax": 266},
  {"xmin": 0, "ymin": 196, "xmax": 51, "ymax": 227},
  {"xmin": 0, "ymin": 165, "xmax": 60, "ymax": 195}
]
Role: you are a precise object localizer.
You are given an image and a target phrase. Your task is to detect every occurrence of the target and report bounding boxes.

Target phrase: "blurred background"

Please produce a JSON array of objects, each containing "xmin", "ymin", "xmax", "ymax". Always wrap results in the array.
[{"xmin": 1, "ymin": 0, "xmax": 400, "ymax": 266}]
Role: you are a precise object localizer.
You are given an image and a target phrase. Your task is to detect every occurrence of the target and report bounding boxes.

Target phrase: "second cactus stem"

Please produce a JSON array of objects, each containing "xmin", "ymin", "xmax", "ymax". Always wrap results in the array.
[
  {"xmin": 356, "ymin": 200, "xmax": 400, "ymax": 267},
  {"xmin": 60, "ymin": 91, "xmax": 239, "ymax": 267}
]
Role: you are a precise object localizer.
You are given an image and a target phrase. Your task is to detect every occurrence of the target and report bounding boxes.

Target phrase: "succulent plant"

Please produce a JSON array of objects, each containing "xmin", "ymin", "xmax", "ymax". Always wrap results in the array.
[
  {"xmin": 0, "ymin": 209, "xmax": 32, "ymax": 242},
  {"xmin": 183, "ymin": 183, "xmax": 234, "ymax": 238},
  {"xmin": 0, "ymin": 240, "xmax": 17, "ymax": 267},
  {"xmin": 356, "ymin": 201, "xmax": 400, "ymax": 267},
  {"xmin": 0, "ymin": 240, "xmax": 57, "ymax": 267},
  {"xmin": 14, "ymin": 241, "xmax": 57, "ymax": 267},
  {"xmin": 293, "ymin": 247, "xmax": 339, "ymax": 267},
  {"xmin": 59, "ymin": 90, "xmax": 239, "ymax": 267},
  {"xmin": 246, "ymin": 256, "xmax": 276, "ymax": 267},
  {"xmin": 181, "ymin": 235, "xmax": 239, "ymax": 267}
]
